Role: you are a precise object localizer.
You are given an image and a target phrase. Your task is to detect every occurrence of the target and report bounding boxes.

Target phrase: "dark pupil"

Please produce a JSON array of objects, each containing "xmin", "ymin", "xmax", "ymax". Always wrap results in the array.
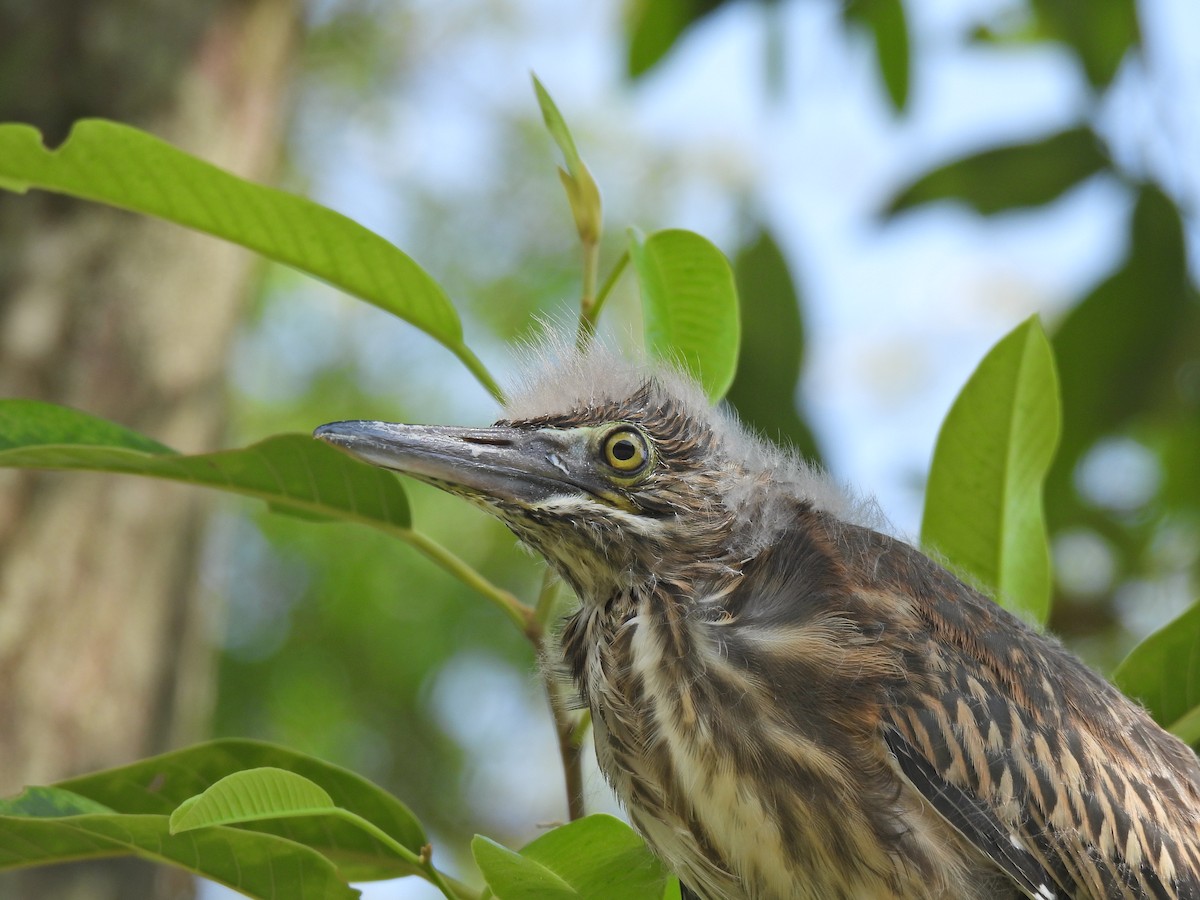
[{"xmin": 612, "ymin": 439, "xmax": 636, "ymax": 461}]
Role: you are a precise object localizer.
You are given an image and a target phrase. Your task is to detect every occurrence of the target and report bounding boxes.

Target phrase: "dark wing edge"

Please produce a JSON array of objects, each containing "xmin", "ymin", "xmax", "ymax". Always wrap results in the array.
[{"xmin": 883, "ymin": 726, "xmax": 1059, "ymax": 900}]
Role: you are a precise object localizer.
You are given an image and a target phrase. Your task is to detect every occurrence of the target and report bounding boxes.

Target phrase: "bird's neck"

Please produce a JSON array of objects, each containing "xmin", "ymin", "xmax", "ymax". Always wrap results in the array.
[
  {"xmin": 557, "ymin": 545, "xmax": 744, "ymax": 613},
  {"xmin": 556, "ymin": 566, "xmax": 709, "ymax": 719}
]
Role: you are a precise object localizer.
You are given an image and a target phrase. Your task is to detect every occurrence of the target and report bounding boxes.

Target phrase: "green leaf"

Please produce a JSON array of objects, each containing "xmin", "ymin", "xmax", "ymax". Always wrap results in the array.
[
  {"xmin": 166, "ymin": 767, "xmax": 432, "ymax": 883},
  {"xmin": 1032, "ymin": 0, "xmax": 1140, "ymax": 89},
  {"xmin": 0, "ymin": 811, "xmax": 358, "ymax": 899},
  {"xmin": 0, "ymin": 780, "xmax": 364, "ymax": 895},
  {"xmin": 0, "ymin": 400, "xmax": 527, "ymax": 634},
  {"xmin": 532, "ymin": 75, "xmax": 602, "ymax": 245},
  {"xmin": 0, "ymin": 399, "xmax": 173, "ymax": 454},
  {"xmin": 170, "ymin": 768, "xmax": 335, "ymax": 833},
  {"xmin": 625, "ymin": 0, "xmax": 722, "ymax": 78},
  {"xmin": 727, "ymin": 227, "xmax": 820, "ymax": 460},
  {"xmin": 0, "ymin": 400, "xmax": 410, "ymax": 529},
  {"xmin": 625, "ymin": 0, "xmax": 686, "ymax": 77},
  {"xmin": 1049, "ymin": 187, "xmax": 1197, "ymax": 491},
  {"xmin": 629, "ymin": 228, "xmax": 740, "ymax": 402},
  {"xmin": 473, "ymin": 835, "xmax": 578, "ymax": 900},
  {"xmin": 921, "ymin": 316, "xmax": 1061, "ymax": 623},
  {"xmin": 519, "ymin": 815, "xmax": 669, "ymax": 900},
  {"xmin": 1159, "ymin": 421, "xmax": 1200, "ymax": 515},
  {"xmin": 0, "ymin": 120, "xmax": 501, "ymax": 399},
  {"xmin": 624, "ymin": 0, "xmax": 782, "ymax": 92},
  {"xmin": 0, "ymin": 786, "xmax": 116, "ymax": 818},
  {"xmin": 1113, "ymin": 599, "xmax": 1200, "ymax": 744},
  {"xmin": 885, "ymin": 127, "xmax": 1109, "ymax": 216},
  {"xmin": 1165, "ymin": 705, "xmax": 1200, "ymax": 748},
  {"xmin": 55, "ymin": 739, "xmax": 426, "ymax": 883},
  {"xmin": 967, "ymin": 4, "xmax": 1139, "ymax": 90},
  {"xmin": 474, "ymin": 816, "xmax": 668, "ymax": 900},
  {"xmin": 845, "ymin": 0, "xmax": 910, "ymax": 112}
]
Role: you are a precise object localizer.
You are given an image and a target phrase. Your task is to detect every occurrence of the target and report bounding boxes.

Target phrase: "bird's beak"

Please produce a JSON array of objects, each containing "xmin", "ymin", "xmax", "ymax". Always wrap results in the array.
[{"xmin": 314, "ymin": 420, "xmax": 590, "ymax": 505}]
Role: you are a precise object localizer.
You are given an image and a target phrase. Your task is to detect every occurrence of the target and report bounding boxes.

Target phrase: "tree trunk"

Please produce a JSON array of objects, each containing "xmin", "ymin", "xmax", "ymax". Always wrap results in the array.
[{"xmin": 0, "ymin": 0, "xmax": 298, "ymax": 895}]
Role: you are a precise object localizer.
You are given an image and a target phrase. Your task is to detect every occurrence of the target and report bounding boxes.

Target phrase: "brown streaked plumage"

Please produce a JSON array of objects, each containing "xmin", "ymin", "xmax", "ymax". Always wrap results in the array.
[{"xmin": 315, "ymin": 346, "xmax": 1200, "ymax": 900}]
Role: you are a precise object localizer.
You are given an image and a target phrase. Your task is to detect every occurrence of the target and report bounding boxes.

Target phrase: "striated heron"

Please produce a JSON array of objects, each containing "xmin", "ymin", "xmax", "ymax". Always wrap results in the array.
[{"xmin": 315, "ymin": 347, "xmax": 1200, "ymax": 900}]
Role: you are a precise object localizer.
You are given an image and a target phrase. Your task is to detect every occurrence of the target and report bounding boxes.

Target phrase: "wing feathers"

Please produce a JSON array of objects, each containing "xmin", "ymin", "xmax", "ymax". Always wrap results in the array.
[{"xmin": 884, "ymin": 726, "xmax": 1059, "ymax": 900}]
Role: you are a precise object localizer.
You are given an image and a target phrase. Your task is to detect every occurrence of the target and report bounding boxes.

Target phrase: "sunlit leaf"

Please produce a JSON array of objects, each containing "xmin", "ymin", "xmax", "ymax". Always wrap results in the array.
[
  {"xmin": 922, "ymin": 317, "xmax": 1061, "ymax": 623},
  {"xmin": 473, "ymin": 835, "xmax": 577, "ymax": 899},
  {"xmin": 0, "ymin": 120, "xmax": 500, "ymax": 399},
  {"xmin": 520, "ymin": 815, "xmax": 669, "ymax": 900},
  {"xmin": 727, "ymin": 227, "xmax": 820, "ymax": 460},
  {"xmin": 1113, "ymin": 599, "xmax": 1200, "ymax": 745},
  {"xmin": 170, "ymin": 768, "xmax": 335, "ymax": 833},
  {"xmin": 0, "ymin": 806, "xmax": 358, "ymax": 899},
  {"xmin": 166, "ymin": 767, "xmax": 430, "ymax": 883},
  {"xmin": 0, "ymin": 400, "xmax": 410, "ymax": 529},
  {"xmin": 629, "ymin": 228, "xmax": 740, "ymax": 402},
  {"xmin": 845, "ymin": 0, "xmax": 910, "ymax": 112},
  {"xmin": 56, "ymin": 739, "xmax": 426, "ymax": 883},
  {"xmin": 885, "ymin": 127, "xmax": 1108, "ymax": 216},
  {"xmin": 474, "ymin": 816, "xmax": 668, "ymax": 900}
]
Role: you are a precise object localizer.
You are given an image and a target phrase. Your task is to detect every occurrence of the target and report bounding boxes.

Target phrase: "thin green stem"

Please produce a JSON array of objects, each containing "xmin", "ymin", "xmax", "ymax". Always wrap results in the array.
[
  {"xmin": 451, "ymin": 342, "xmax": 505, "ymax": 404},
  {"xmin": 569, "ymin": 708, "xmax": 592, "ymax": 748},
  {"xmin": 441, "ymin": 873, "xmax": 485, "ymax": 900},
  {"xmin": 330, "ymin": 810, "xmax": 475, "ymax": 900},
  {"xmin": 406, "ymin": 534, "xmax": 584, "ymax": 821},
  {"xmin": 575, "ymin": 239, "xmax": 602, "ymax": 348},
  {"xmin": 581, "ymin": 238, "xmax": 601, "ymax": 310},
  {"xmin": 402, "ymin": 529, "xmax": 538, "ymax": 641},
  {"xmin": 419, "ymin": 848, "xmax": 472, "ymax": 900},
  {"xmin": 534, "ymin": 567, "xmax": 561, "ymax": 627},
  {"xmin": 586, "ymin": 249, "xmax": 629, "ymax": 337},
  {"xmin": 531, "ymin": 568, "xmax": 586, "ymax": 820},
  {"xmin": 543, "ymin": 673, "xmax": 587, "ymax": 821}
]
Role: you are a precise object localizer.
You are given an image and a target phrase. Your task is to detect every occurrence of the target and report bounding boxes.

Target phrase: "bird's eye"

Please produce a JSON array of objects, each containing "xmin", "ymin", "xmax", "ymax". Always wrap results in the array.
[{"xmin": 601, "ymin": 428, "xmax": 649, "ymax": 474}]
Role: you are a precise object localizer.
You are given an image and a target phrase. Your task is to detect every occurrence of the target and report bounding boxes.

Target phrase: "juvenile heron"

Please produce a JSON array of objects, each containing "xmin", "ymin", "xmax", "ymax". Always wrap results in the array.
[{"xmin": 315, "ymin": 348, "xmax": 1200, "ymax": 900}]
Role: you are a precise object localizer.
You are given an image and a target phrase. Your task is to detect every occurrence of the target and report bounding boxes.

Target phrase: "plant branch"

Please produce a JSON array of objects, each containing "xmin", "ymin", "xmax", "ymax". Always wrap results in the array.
[
  {"xmin": 578, "ymin": 249, "xmax": 628, "ymax": 347},
  {"xmin": 576, "ymin": 238, "xmax": 602, "ymax": 347},
  {"xmin": 452, "ymin": 343, "xmax": 505, "ymax": 404},
  {"xmin": 543, "ymin": 664, "xmax": 587, "ymax": 822},
  {"xmin": 402, "ymin": 529, "xmax": 538, "ymax": 641},
  {"xmin": 534, "ymin": 566, "xmax": 562, "ymax": 626},
  {"xmin": 531, "ymin": 568, "xmax": 586, "ymax": 820},
  {"xmin": 570, "ymin": 709, "xmax": 592, "ymax": 748},
  {"xmin": 440, "ymin": 872, "xmax": 485, "ymax": 900},
  {"xmin": 330, "ymin": 809, "xmax": 475, "ymax": 900}
]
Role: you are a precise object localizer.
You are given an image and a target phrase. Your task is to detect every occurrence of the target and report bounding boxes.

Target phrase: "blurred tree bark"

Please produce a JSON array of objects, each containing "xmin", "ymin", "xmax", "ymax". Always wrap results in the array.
[{"xmin": 0, "ymin": 0, "xmax": 298, "ymax": 896}]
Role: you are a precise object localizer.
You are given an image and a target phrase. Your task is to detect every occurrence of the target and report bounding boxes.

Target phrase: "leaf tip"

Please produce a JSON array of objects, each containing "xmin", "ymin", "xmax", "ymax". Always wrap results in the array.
[{"xmin": 167, "ymin": 794, "xmax": 201, "ymax": 835}]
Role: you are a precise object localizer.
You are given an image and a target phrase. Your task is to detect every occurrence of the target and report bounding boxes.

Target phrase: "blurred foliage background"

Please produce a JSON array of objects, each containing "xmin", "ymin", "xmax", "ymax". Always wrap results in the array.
[{"xmin": 2, "ymin": 0, "xmax": 1197, "ymax": 897}]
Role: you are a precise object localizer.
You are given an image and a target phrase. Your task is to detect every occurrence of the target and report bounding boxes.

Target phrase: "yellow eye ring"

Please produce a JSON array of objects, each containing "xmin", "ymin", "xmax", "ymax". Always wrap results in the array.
[{"xmin": 602, "ymin": 428, "xmax": 650, "ymax": 474}]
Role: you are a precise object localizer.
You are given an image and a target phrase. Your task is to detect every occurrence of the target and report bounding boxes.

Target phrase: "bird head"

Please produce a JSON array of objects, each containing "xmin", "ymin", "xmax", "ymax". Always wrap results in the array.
[{"xmin": 315, "ymin": 347, "xmax": 851, "ymax": 600}]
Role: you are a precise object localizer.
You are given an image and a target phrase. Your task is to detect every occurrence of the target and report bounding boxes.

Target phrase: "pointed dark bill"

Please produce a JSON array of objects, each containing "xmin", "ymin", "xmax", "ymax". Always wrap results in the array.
[{"xmin": 314, "ymin": 421, "xmax": 599, "ymax": 505}]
